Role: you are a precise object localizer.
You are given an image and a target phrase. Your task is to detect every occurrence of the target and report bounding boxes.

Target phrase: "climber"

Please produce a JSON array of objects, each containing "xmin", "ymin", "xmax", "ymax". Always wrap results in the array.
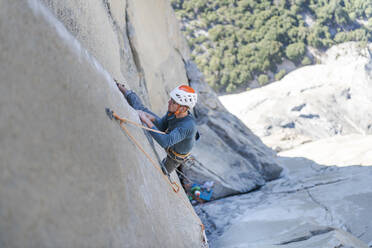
[{"xmin": 115, "ymin": 79, "xmax": 199, "ymax": 176}]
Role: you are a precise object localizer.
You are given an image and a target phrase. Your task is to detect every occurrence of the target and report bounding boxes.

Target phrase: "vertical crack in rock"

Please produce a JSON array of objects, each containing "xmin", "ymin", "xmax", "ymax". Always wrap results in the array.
[
  {"xmin": 174, "ymin": 47, "xmax": 188, "ymax": 76},
  {"xmin": 102, "ymin": 0, "xmax": 116, "ymax": 27},
  {"xmin": 118, "ymin": 1, "xmax": 162, "ymax": 164},
  {"xmin": 125, "ymin": 5, "xmax": 144, "ymax": 87},
  {"xmin": 101, "ymin": 0, "xmax": 137, "ymax": 81},
  {"xmin": 124, "ymin": 2, "xmax": 151, "ymax": 106},
  {"xmin": 174, "ymin": 47, "xmax": 185, "ymax": 62}
]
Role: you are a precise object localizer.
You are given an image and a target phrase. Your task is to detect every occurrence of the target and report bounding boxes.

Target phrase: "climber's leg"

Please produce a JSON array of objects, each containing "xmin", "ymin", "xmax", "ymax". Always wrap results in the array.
[{"xmin": 161, "ymin": 156, "xmax": 181, "ymax": 176}]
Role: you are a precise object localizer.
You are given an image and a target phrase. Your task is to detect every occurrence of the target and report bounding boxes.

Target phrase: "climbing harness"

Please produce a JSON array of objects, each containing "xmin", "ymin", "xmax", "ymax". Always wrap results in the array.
[
  {"xmin": 105, "ymin": 108, "xmax": 208, "ymax": 246},
  {"xmin": 166, "ymin": 148, "xmax": 191, "ymax": 160}
]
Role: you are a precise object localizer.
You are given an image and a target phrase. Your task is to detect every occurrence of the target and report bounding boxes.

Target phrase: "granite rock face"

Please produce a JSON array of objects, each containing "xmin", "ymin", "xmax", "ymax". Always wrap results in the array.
[
  {"xmin": 41, "ymin": 0, "xmax": 190, "ymax": 113},
  {"xmin": 196, "ymin": 157, "xmax": 372, "ymax": 247},
  {"xmin": 220, "ymin": 42, "xmax": 372, "ymax": 152},
  {"xmin": 201, "ymin": 42, "xmax": 372, "ymax": 247},
  {"xmin": 279, "ymin": 134, "xmax": 372, "ymax": 166},
  {"xmin": 0, "ymin": 0, "xmax": 284, "ymax": 247},
  {"xmin": 0, "ymin": 1, "xmax": 203, "ymax": 247}
]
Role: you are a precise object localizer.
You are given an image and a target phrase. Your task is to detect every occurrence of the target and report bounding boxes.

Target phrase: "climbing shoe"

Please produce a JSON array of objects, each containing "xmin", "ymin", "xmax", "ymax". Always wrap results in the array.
[{"xmin": 160, "ymin": 162, "xmax": 169, "ymax": 177}]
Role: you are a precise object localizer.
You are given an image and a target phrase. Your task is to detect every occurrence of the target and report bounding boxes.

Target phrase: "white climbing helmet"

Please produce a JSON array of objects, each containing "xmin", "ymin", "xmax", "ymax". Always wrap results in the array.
[{"xmin": 169, "ymin": 85, "xmax": 197, "ymax": 108}]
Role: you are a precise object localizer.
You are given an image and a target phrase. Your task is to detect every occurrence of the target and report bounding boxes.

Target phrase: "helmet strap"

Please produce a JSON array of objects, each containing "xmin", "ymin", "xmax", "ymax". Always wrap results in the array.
[
  {"xmin": 174, "ymin": 105, "xmax": 181, "ymax": 116},
  {"xmin": 174, "ymin": 105, "xmax": 188, "ymax": 118}
]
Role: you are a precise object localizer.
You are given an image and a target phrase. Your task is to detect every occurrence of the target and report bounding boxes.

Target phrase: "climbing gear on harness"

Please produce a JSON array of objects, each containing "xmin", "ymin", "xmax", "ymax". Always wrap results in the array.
[
  {"xmin": 167, "ymin": 147, "xmax": 190, "ymax": 161},
  {"xmin": 162, "ymin": 148, "xmax": 191, "ymax": 175},
  {"xmin": 167, "ymin": 148, "xmax": 191, "ymax": 160},
  {"xmin": 160, "ymin": 148, "xmax": 191, "ymax": 175},
  {"xmin": 170, "ymin": 85, "xmax": 197, "ymax": 109},
  {"xmin": 106, "ymin": 108, "xmax": 166, "ymax": 135},
  {"xmin": 106, "ymin": 108, "xmax": 207, "ymax": 246}
]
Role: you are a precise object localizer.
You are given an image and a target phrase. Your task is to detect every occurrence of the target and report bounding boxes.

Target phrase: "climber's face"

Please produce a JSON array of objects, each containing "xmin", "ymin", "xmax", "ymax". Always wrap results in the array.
[
  {"xmin": 168, "ymin": 98, "xmax": 189, "ymax": 115},
  {"xmin": 168, "ymin": 98, "xmax": 180, "ymax": 113}
]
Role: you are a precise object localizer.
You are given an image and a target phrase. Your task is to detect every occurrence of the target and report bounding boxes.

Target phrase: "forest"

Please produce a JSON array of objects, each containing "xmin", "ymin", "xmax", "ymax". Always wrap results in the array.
[{"xmin": 171, "ymin": 0, "xmax": 372, "ymax": 93}]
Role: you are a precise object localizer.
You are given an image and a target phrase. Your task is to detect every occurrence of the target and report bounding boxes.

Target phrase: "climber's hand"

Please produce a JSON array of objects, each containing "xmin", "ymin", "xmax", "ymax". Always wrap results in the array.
[
  {"xmin": 116, "ymin": 80, "xmax": 128, "ymax": 94},
  {"xmin": 137, "ymin": 110, "xmax": 155, "ymax": 128},
  {"xmin": 137, "ymin": 110, "xmax": 149, "ymax": 123},
  {"xmin": 137, "ymin": 110, "xmax": 155, "ymax": 122},
  {"xmin": 137, "ymin": 110, "xmax": 146, "ymax": 120}
]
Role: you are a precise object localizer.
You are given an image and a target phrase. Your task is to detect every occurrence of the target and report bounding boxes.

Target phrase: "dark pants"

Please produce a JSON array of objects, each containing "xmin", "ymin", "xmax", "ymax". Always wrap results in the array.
[
  {"xmin": 161, "ymin": 155, "xmax": 181, "ymax": 176},
  {"xmin": 124, "ymin": 90, "xmax": 182, "ymax": 175}
]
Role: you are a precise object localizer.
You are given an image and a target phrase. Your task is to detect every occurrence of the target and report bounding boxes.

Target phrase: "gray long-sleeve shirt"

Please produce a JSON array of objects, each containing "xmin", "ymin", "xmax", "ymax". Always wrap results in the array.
[
  {"xmin": 151, "ymin": 112, "xmax": 197, "ymax": 155},
  {"xmin": 124, "ymin": 90, "xmax": 198, "ymax": 155}
]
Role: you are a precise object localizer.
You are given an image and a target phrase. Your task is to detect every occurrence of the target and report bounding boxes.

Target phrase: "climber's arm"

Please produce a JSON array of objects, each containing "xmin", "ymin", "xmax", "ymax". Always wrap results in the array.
[
  {"xmin": 148, "ymin": 127, "xmax": 190, "ymax": 149},
  {"xmin": 138, "ymin": 112, "xmax": 189, "ymax": 149},
  {"xmin": 138, "ymin": 111, "xmax": 156, "ymax": 129}
]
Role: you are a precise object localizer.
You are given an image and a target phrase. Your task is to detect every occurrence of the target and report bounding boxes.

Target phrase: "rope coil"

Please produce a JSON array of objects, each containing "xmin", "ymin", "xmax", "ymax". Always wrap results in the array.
[{"xmin": 106, "ymin": 108, "xmax": 207, "ymax": 246}]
